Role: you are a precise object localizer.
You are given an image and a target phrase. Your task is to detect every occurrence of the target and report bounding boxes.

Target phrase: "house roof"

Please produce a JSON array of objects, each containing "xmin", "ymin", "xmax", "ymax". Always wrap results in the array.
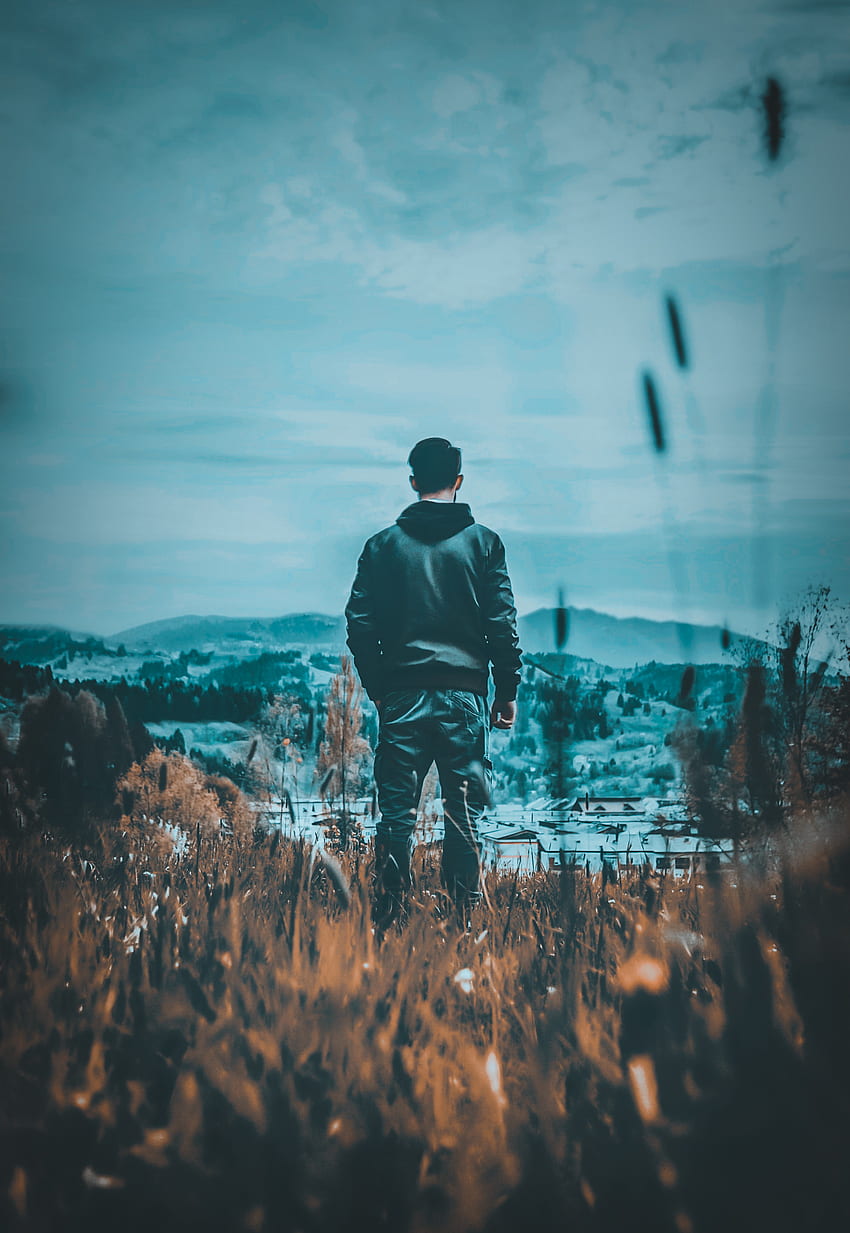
[
  {"xmin": 482, "ymin": 826, "xmax": 540, "ymax": 842},
  {"xmin": 568, "ymin": 796, "xmax": 645, "ymax": 813}
]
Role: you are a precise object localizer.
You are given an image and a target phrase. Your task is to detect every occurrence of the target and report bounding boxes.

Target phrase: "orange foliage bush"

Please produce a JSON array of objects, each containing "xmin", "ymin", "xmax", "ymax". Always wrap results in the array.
[{"xmin": 117, "ymin": 748, "xmax": 253, "ymax": 843}]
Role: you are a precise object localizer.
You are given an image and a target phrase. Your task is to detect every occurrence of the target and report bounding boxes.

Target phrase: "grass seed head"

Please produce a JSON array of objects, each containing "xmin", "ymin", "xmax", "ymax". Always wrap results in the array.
[
  {"xmin": 762, "ymin": 75, "xmax": 786, "ymax": 162},
  {"xmin": 665, "ymin": 294, "xmax": 690, "ymax": 370},
  {"xmin": 642, "ymin": 371, "xmax": 666, "ymax": 454}
]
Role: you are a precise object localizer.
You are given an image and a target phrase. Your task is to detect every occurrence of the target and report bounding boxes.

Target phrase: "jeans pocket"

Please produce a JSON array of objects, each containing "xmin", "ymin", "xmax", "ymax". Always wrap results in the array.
[
  {"xmin": 382, "ymin": 690, "xmax": 419, "ymax": 722},
  {"xmin": 450, "ymin": 690, "xmax": 482, "ymax": 725}
]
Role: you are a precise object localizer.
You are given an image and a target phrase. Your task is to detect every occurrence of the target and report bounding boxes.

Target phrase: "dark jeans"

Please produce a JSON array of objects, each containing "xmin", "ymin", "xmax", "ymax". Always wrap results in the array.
[{"xmin": 374, "ymin": 687, "xmax": 492, "ymax": 900}]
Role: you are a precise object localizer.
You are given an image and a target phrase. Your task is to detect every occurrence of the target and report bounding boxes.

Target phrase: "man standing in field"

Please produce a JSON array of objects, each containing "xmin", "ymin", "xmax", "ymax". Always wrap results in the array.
[{"xmin": 345, "ymin": 437, "xmax": 522, "ymax": 921}]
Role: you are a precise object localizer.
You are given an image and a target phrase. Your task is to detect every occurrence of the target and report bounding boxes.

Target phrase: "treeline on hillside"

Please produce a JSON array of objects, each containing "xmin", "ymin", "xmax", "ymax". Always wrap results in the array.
[
  {"xmin": 136, "ymin": 648, "xmax": 308, "ymax": 688},
  {"xmin": 207, "ymin": 650, "xmax": 309, "ymax": 689},
  {"xmin": 626, "ymin": 660, "xmax": 742, "ymax": 708},
  {"xmin": 1, "ymin": 658, "xmax": 304, "ymax": 724},
  {"xmin": 0, "ymin": 658, "xmax": 55, "ymax": 700},
  {"xmin": 63, "ymin": 676, "xmax": 303, "ymax": 724},
  {"xmin": 137, "ymin": 649, "xmax": 213, "ymax": 679},
  {"xmin": 0, "ymin": 628, "xmax": 118, "ymax": 665},
  {"xmin": 517, "ymin": 662, "xmax": 614, "ymax": 733},
  {"xmin": 529, "ymin": 666, "xmax": 614, "ymax": 734}
]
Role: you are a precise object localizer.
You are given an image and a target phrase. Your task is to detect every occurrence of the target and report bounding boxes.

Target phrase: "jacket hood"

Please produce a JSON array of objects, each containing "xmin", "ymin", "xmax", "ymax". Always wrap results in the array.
[{"xmin": 396, "ymin": 500, "xmax": 475, "ymax": 543}]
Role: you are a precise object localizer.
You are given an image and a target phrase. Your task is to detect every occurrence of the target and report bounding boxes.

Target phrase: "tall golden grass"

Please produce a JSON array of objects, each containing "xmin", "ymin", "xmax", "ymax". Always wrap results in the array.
[{"xmin": 1, "ymin": 803, "xmax": 849, "ymax": 1233}]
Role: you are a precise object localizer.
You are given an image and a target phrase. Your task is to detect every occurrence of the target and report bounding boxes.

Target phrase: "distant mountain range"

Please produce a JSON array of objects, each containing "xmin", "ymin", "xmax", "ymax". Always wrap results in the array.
[
  {"xmin": 108, "ymin": 613, "xmax": 344, "ymax": 654},
  {"xmin": 518, "ymin": 607, "xmax": 747, "ymax": 668},
  {"xmin": 110, "ymin": 607, "xmax": 749, "ymax": 668},
  {"xmin": 0, "ymin": 607, "xmax": 756, "ymax": 671}
]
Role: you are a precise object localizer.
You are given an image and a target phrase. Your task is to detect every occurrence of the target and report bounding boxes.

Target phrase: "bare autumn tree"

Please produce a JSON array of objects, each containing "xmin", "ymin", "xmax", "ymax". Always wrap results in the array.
[
  {"xmin": 316, "ymin": 655, "xmax": 371, "ymax": 847},
  {"xmin": 255, "ymin": 692, "xmax": 307, "ymax": 822}
]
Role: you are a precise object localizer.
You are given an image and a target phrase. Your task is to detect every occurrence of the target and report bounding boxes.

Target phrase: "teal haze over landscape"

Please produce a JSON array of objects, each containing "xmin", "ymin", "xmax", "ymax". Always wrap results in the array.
[{"xmin": 1, "ymin": 0, "xmax": 849, "ymax": 642}]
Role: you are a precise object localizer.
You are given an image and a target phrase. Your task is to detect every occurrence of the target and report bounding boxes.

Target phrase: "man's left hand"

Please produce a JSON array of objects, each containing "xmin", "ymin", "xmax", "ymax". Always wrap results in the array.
[{"xmin": 490, "ymin": 699, "xmax": 516, "ymax": 729}]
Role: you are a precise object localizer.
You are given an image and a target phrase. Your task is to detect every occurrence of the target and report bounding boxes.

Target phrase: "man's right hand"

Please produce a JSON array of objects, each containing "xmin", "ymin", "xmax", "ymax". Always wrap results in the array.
[{"xmin": 490, "ymin": 699, "xmax": 516, "ymax": 730}]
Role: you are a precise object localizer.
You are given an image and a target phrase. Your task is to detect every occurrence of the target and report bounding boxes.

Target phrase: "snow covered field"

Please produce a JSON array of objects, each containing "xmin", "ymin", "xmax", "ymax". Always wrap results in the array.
[{"xmin": 145, "ymin": 721, "xmax": 254, "ymax": 758}]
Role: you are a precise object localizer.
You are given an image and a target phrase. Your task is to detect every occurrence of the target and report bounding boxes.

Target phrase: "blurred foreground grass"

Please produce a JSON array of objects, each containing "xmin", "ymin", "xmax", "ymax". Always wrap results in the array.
[{"xmin": 2, "ymin": 813, "xmax": 849, "ymax": 1233}]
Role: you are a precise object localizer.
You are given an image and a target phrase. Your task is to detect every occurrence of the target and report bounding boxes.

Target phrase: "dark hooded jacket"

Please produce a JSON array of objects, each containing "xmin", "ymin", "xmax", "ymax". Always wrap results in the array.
[{"xmin": 345, "ymin": 500, "xmax": 522, "ymax": 703}]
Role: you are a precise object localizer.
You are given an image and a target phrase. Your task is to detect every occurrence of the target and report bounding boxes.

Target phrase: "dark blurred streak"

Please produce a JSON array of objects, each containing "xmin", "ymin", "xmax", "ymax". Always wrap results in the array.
[
  {"xmin": 721, "ymin": 627, "xmax": 732, "ymax": 652},
  {"xmin": 674, "ymin": 619, "xmax": 694, "ymax": 661},
  {"xmin": 762, "ymin": 77, "xmax": 786, "ymax": 162},
  {"xmin": 642, "ymin": 372, "xmax": 666, "ymax": 453},
  {"xmin": 675, "ymin": 665, "xmax": 696, "ymax": 710},
  {"xmin": 749, "ymin": 71, "xmax": 789, "ymax": 608},
  {"xmin": 664, "ymin": 295, "xmax": 689, "ymax": 370},
  {"xmin": 554, "ymin": 588, "xmax": 568, "ymax": 652},
  {"xmin": 780, "ymin": 620, "xmax": 802, "ymax": 702}
]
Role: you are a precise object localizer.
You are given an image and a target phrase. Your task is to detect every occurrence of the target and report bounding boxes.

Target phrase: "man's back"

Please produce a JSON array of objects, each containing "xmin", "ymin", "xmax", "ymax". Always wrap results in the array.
[{"xmin": 345, "ymin": 498, "xmax": 521, "ymax": 705}]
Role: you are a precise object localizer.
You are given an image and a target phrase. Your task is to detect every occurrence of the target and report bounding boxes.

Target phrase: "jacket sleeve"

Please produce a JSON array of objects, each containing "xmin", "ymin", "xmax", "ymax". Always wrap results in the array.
[
  {"xmin": 481, "ymin": 534, "xmax": 522, "ymax": 702},
  {"xmin": 345, "ymin": 540, "xmax": 384, "ymax": 701}
]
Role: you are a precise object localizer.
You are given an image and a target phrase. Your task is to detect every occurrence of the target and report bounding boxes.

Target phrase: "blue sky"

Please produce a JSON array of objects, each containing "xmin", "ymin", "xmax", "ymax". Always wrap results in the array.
[{"xmin": 1, "ymin": 0, "xmax": 849, "ymax": 638}]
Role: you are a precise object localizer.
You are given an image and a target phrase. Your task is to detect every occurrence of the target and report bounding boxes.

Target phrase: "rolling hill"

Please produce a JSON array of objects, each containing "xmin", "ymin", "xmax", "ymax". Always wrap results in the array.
[{"xmin": 99, "ymin": 607, "xmax": 753, "ymax": 668}]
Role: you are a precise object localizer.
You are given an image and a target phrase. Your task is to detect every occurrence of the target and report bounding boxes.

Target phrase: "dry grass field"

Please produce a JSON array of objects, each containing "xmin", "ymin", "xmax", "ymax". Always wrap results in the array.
[{"xmin": 1, "ymin": 805, "xmax": 849, "ymax": 1233}]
